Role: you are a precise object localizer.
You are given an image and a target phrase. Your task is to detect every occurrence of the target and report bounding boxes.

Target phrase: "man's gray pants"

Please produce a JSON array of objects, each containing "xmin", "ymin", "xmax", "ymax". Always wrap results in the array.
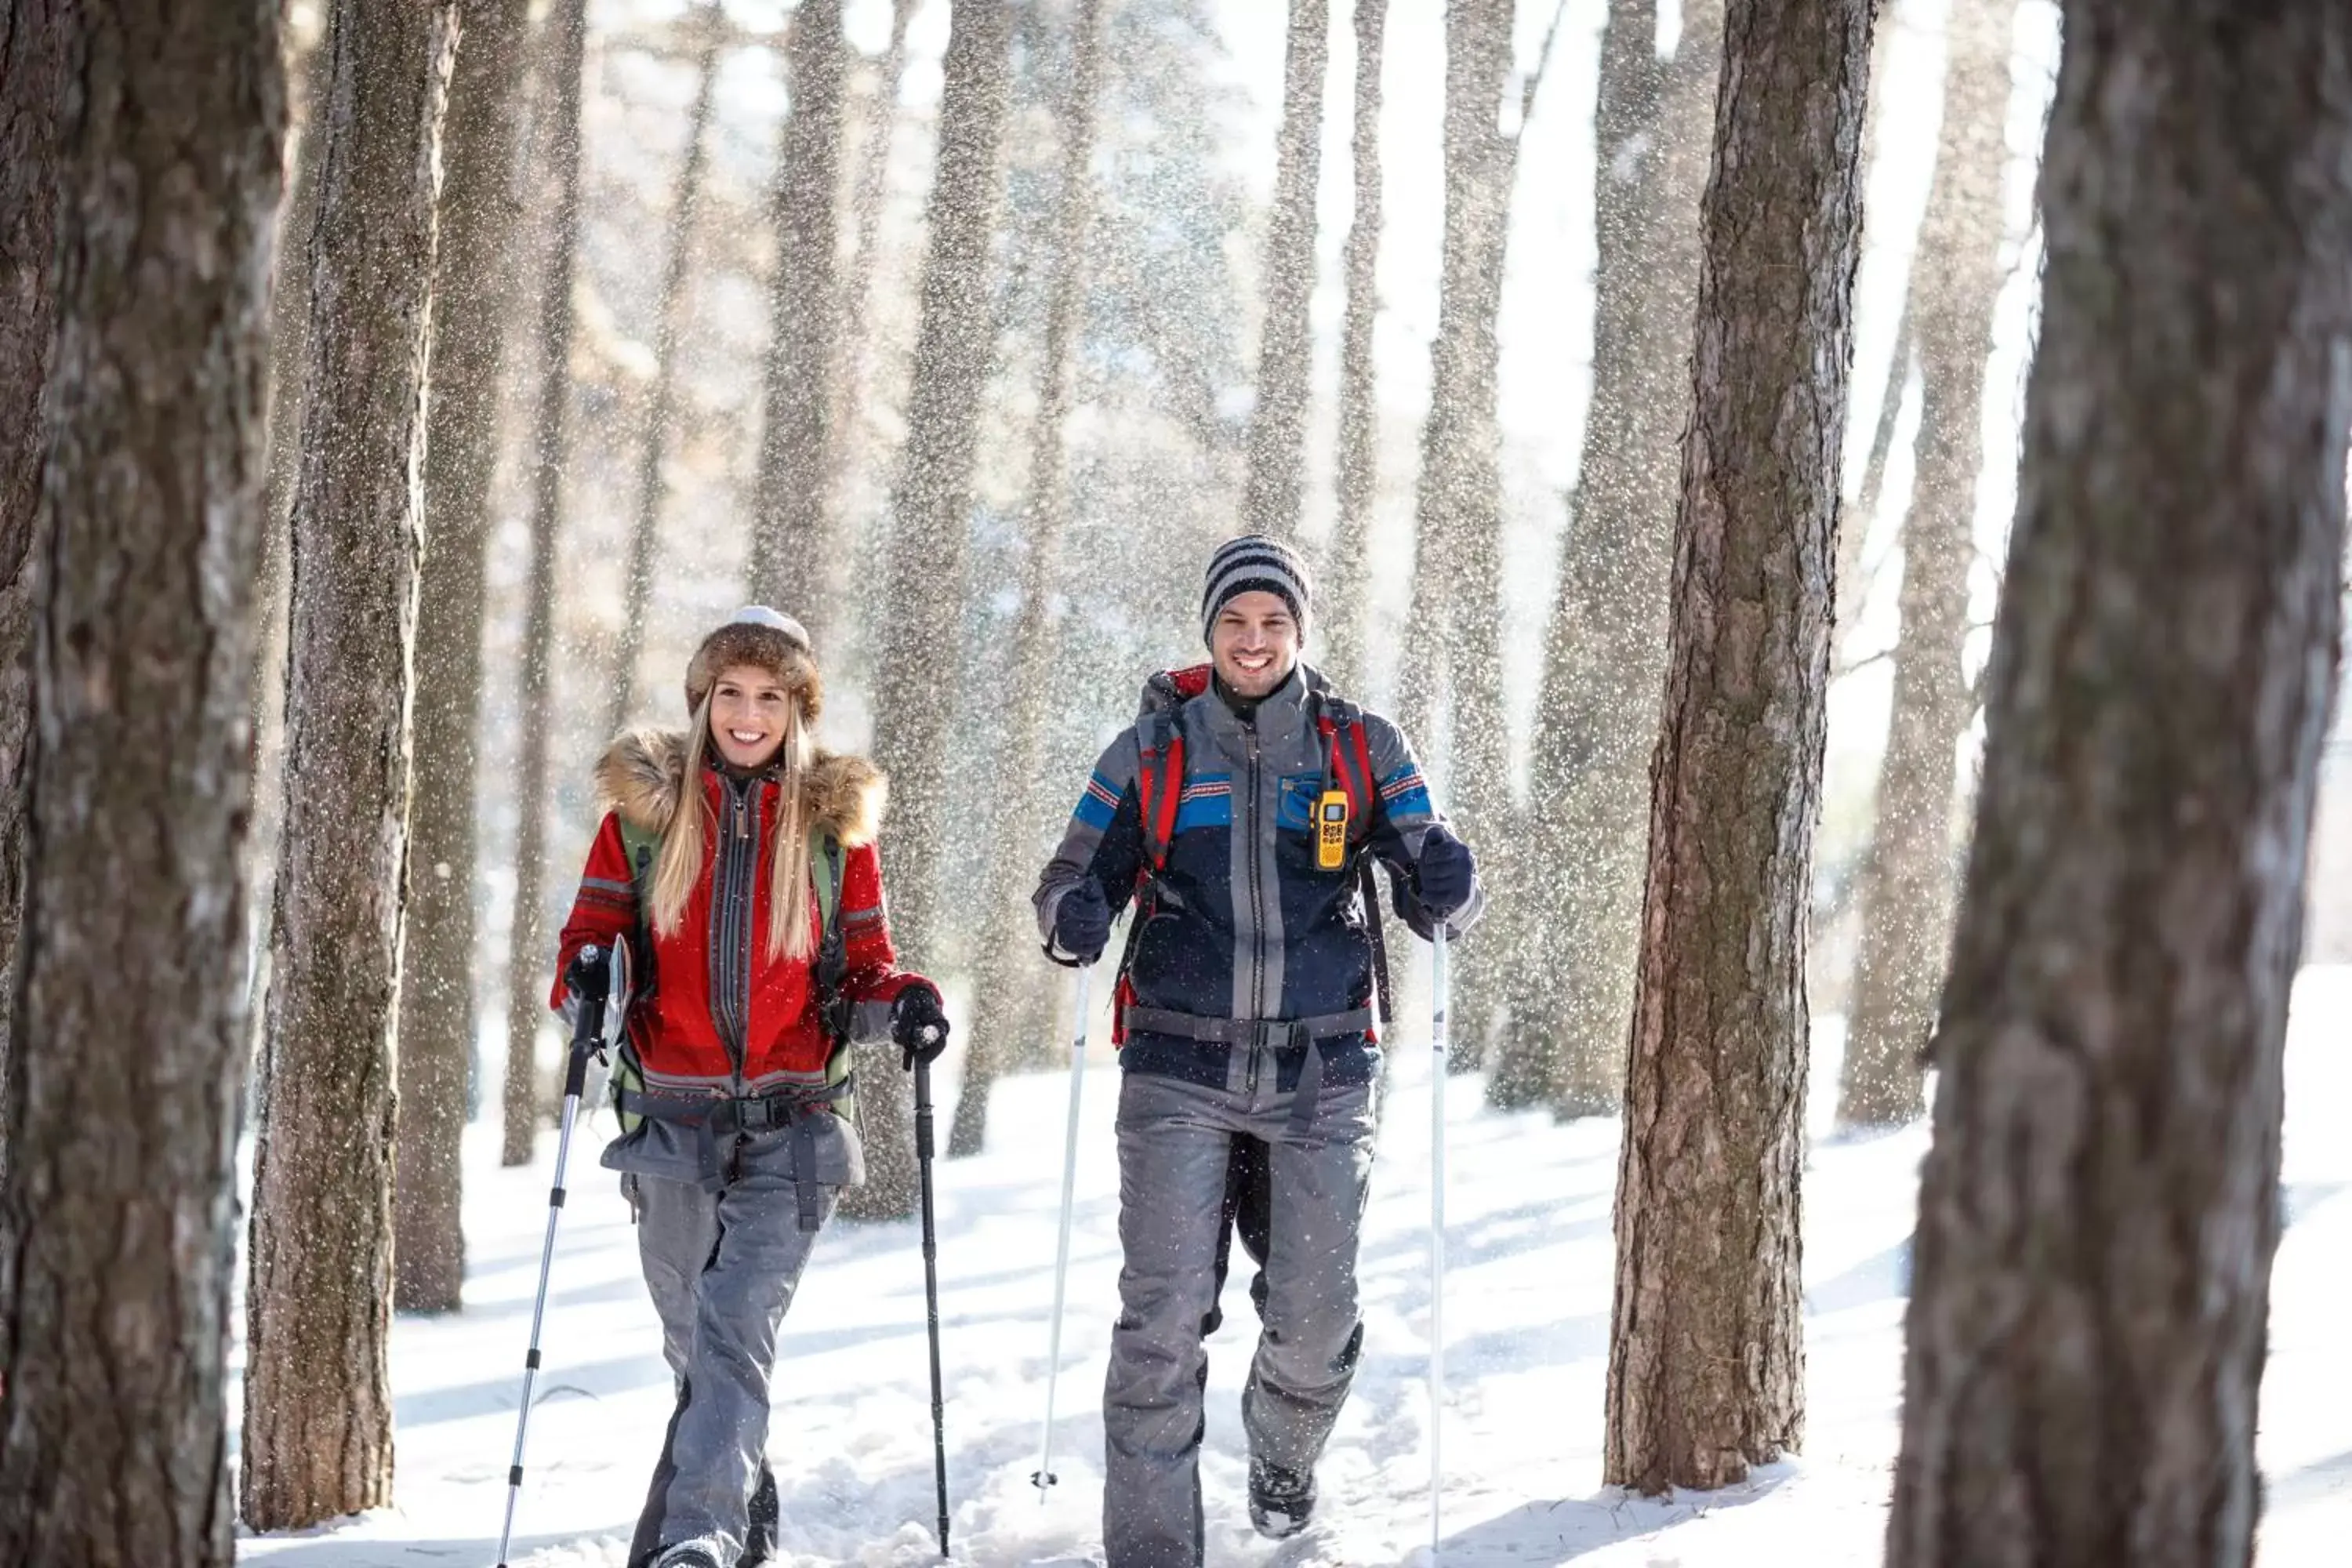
[
  {"xmin": 604, "ymin": 1112, "xmax": 856, "ymax": 1566},
  {"xmin": 1104, "ymin": 1065, "xmax": 1377, "ymax": 1568}
]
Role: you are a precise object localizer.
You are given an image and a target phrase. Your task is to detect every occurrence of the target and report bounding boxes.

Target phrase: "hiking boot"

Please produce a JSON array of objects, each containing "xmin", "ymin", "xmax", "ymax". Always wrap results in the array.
[
  {"xmin": 741, "ymin": 1465, "xmax": 779, "ymax": 1567},
  {"xmin": 1247, "ymin": 1458, "xmax": 1317, "ymax": 1540},
  {"xmin": 652, "ymin": 1544, "xmax": 722, "ymax": 1568}
]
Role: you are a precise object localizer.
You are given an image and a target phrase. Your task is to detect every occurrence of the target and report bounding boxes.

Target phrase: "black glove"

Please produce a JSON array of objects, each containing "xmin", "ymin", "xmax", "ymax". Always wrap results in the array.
[
  {"xmin": 1414, "ymin": 826, "xmax": 1475, "ymax": 922},
  {"xmin": 564, "ymin": 943, "xmax": 612, "ymax": 1002},
  {"xmin": 1052, "ymin": 880, "xmax": 1112, "ymax": 966},
  {"xmin": 893, "ymin": 985, "xmax": 950, "ymax": 1072}
]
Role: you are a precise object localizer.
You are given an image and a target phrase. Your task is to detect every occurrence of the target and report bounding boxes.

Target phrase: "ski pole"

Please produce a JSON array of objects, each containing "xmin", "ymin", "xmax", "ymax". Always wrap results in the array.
[
  {"xmin": 1429, "ymin": 928, "xmax": 1450, "ymax": 1563},
  {"xmin": 912, "ymin": 1049, "xmax": 952, "ymax": 1558},
  {"xmin": 496, "ymin": 943, "xmax": 614, "ymax": 1568},
  {"xmin": 1033, "ymin": 963, "xmax": 1094, "ymax": 1497}
]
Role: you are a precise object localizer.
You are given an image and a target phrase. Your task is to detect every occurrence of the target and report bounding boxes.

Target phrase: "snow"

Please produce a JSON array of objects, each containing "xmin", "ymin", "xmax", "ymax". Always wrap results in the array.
[{"xmin": 234, "ymin": 965, "xmax": 2352, "ymax": 1566}]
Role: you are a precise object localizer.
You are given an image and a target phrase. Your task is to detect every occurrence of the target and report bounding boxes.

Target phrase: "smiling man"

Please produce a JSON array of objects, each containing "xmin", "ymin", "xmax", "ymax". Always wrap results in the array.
[{"xmin": 1033, "ymin": 533, "xmax": 1483, "ymax": 1566}]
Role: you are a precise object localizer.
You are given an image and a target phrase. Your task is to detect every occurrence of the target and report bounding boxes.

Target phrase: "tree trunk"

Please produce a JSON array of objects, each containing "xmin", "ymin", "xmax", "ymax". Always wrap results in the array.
[
  {"xmin": 610, "ymin": 3, "xmax": 723, "ymax": 735},
  {"xmin": 0, "ymin": 6, "xmax": 278, "ymax": 1566},
  {"xmin": 246, "ymin": 16, "xmax": 333, "ymax": 1080},
  {"xmin": 1395, "ymin": 0, "xmax": 1524, "ymax": 1067},
  {"xmin": 746, "ymin": 0, "xmax": 849, "ymax": 630},
  {"xmin": 1239, "ymin": 0, "xmax": 1328, "ymax": 542},
  {"xmin": 241, "ymin": 0, "xmax": 453, "ymax": 1529},
  {"xmin": 952, "ymin": 0, "xmax": 1109, "ymax": 1161},
  {"xmin": 0, "ymin": 0, "xmax": 62, "ymax": 1178},
  {"xmin": 1490, "ymin": 0, "xmax": 1719, "ymax": 1116},
  {"xmin": 855, "ymin": 0, "xmax": 1014, "ymax": 1221},
  {"xmin": 826, "ymin": 0, "xmax": 920, "ymax": 534},
  {"xmin": 1316, "ymin": 0, "xmax": 1388, "ymax": 698},
  {"xmin": 501, "ymin": 0, "xmax": 589, "ymax": 1170},
  {"xmin": 1602, "ymin": 0, "xmax": 1872, "ymax": 1495},
  {"xmin": 1885, "ymin": 5, "xmax": 2352, "ymax": 1563},
  {"xmin": 1835, "ymin": 0, "xmax": 2020, "ymax": 1131},
  {"xmin": 397, "ymin": 0, "xmax": 535, "ymax": 1316}
]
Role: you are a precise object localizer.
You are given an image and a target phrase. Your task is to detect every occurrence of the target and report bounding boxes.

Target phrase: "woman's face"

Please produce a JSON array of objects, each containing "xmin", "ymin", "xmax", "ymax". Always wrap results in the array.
[{"xmin": 709, "ymin": 664, "xmax": 794, "ymax": 770}]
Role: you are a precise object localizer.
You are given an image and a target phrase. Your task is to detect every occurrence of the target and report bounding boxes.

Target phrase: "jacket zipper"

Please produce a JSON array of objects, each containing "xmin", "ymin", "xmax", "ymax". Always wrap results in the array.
[
  {"xmin": 713, "ymin": 775, "xmax": 757, "ymax": 1097},
  {"xmin": 1244, "ymin": 720, "xmax": 1265, "ymax": 1094}
]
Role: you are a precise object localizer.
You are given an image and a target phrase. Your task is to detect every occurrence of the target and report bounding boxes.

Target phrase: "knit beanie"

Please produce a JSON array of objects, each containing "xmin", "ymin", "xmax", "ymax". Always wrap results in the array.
[
  {"xmin": 1200, "ymin": 534, "xmax": 1312, "ymax": 646},
  {"xmin": 683, "ymin": 605, "xmax": 821, "ymax": 720}
]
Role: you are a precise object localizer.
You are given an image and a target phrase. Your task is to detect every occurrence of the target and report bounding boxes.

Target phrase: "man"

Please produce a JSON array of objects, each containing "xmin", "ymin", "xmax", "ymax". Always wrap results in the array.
[{"xmin": 1033, "ymin": 534, "xmax": 1483, "ymax": 1566}]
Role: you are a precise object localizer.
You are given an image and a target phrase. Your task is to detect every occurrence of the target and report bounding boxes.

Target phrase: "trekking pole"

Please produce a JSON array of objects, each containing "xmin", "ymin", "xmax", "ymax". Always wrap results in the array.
[
  {"xmin": 912, "ymin": 1050, "xmax": 952, "ymax": 1557},
  {"xmin": 495, "ymin": 944, "xmax": 614, "ymax": 1568},
  {"xmin": 1429, "ymin": 928, "xmax": 1450, "ymax": 1563},
  {"xmin": 1033, "ymin": 963, "xmax": 1094, "ymax": 1497}
]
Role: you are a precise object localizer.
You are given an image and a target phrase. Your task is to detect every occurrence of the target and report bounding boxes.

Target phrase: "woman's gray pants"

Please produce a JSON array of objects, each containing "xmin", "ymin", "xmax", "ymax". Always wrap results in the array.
[
  {"xmin": 604, "ymin": 1114, "xmax": 854, "ymax": 1566},
  {"xmin": 1103, "ymin": 1067, "xmax": 1377, "ymax": 1568}
]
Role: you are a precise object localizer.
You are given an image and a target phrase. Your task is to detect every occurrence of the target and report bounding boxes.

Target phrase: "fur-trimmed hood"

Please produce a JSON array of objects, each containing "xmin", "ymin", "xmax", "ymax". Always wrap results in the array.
[{"xmin": 594, "ymin": 728, "xmax": 885, "ymax": 848}]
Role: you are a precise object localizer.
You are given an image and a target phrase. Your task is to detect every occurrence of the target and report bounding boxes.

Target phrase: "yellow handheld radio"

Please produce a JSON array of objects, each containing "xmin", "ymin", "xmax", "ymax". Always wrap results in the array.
[{"xmin": 1316, "ymin": 789, "xmax": 1351, "ymax": 870}]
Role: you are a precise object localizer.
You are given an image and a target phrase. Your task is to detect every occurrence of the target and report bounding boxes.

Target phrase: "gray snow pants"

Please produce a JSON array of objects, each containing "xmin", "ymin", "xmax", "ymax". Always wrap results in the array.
[
  {"xmin": 1104, "ymin": 1064, "xmax": 1377, "ymax": 1568},
  {"xmin": 603, "ymin": 1109, "xmax": 859, "ymax": 1566}
]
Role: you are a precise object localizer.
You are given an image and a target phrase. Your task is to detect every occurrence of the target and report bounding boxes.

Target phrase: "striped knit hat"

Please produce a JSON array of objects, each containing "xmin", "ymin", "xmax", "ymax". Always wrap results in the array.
[{"xmin": 1200, "ymin": 534, "xmax": 1312, "ymax": 646}]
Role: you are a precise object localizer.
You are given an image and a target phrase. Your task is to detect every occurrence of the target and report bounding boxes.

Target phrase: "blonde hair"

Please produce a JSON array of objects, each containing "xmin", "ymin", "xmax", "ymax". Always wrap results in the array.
[{"xmin": 648, "ymin": 691, "xmax": 818, "ymax": 964}]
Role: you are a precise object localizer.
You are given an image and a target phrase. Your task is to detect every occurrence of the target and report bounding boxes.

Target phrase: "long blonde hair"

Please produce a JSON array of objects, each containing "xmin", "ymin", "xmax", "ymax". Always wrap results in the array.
[{"xmin": 648, "ymin": 691, "xmax": 819, "ymax": 964}]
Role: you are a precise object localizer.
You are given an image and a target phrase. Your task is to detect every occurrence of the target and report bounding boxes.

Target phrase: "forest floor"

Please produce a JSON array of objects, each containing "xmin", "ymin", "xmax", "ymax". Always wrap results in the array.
[{"xmin": 234, "ymin": 965, "xmax": 2352, "ymax": 1567}]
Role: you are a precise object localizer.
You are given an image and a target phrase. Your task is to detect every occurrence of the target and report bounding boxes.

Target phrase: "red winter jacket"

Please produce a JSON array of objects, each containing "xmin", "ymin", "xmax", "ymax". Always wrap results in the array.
[{"xmin": 550, "ymin": 729, "xmax": 936, "ymax": 1094}]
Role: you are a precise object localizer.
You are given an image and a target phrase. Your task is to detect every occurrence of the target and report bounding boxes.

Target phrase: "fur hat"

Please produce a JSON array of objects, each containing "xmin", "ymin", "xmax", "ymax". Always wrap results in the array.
[{"xmin": 683, "ymin": 605, "xmax": 821, "ymax": 720}]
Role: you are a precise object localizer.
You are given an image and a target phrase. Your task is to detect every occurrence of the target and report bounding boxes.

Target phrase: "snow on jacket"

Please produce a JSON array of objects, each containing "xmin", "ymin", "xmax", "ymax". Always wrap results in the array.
[
  {"xmin": 551, "ymin": 728, "xmax": 936, "ymax": 1095},
  {"xmin": 1033, "ymin": 664, "xmax": 1483, "ymax": 1090}
]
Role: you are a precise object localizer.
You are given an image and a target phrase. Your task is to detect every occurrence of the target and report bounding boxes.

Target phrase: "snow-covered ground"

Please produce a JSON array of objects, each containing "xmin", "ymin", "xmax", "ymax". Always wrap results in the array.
[{"xmin": 235, "ymin": 965, "xmax": 2352, "ymax": 1566}]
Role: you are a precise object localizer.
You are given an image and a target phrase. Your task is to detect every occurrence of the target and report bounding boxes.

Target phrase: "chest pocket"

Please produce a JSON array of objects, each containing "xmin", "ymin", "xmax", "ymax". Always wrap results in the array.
[{"xmin": 1276, "ymin": 773, "xmax": 1324, "ymax": 834}]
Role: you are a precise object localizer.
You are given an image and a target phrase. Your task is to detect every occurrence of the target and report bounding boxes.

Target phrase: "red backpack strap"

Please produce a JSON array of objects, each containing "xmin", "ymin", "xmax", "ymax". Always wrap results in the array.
[
  {"xmin": 1316, "ymin": 695, "xmax": 1376, "ymax": 844},
  {"xmin": 1134, "ymin": 710, "xmax": 1186, "ymax": 875}
]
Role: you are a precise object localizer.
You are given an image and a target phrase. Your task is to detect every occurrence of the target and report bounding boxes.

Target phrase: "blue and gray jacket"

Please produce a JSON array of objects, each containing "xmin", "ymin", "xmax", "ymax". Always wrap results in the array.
[{"xmin": 1033, "ymin": 664, "xmax": 1484, "ymax": 1092}]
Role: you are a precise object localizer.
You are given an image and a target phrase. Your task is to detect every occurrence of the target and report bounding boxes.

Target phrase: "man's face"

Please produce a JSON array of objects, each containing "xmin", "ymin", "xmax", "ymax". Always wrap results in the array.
[{"xmin": 1209, "ymin": 590, "xmax": 1301, "ymax": 700}]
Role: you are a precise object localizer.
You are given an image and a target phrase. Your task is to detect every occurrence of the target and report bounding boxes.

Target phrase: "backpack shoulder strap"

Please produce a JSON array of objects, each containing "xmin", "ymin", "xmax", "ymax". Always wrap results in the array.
[
  {"xmin": 812, "ymin": 825, "xmax": 844, "ymax": 943},
  {"xmin": 1133, "ymin": 709, "xmax": 1186, "ymax": 877},
  {"xmin": 1312, "ymin": 693, "xmax": 1377, "ymax": 846}
]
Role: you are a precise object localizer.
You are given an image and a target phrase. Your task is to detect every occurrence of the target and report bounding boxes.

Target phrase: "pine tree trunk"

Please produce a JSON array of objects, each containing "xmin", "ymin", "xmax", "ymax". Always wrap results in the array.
[
  {"xmin": 827, "ymin": 0, "xmax": 920, "ymax": 533},
  {"xmin": 0, "ymin": 9, "xmax": 280, "ymax": 1559},
  {"xmin": 397, "ymin": 0, "xmax": 535, "ymax": 1316},
  {"xmin": 1396, "ymin": 0, "xmax": 1520, "ymax": 1066},
  {"xmin": 246, "ymin": 18, "xmax": 333, "ymax": 1079},
  {"xmin": 501, "ymin": 0, "xmax": 589, "ymax": 1170},
  {"xmin": 610, "ymin": 4, "xmax": 723, "ymax": 735},
  {"xmin": 1602, "ymin": 0, "xmax": 1873, "ymax": 1494},
  {"xmin": 1315, "ymin": 0, "xmax": 1388, "ymax": 697},
  {"xmin": 953, "ymin": 0, "xmax": 1109, "ymax": 1161},
  {"xmin": 1885, "ymin": 6, "xmax": 2352, "ymax": 1563},
  {"xmin": 1835, "ymin": 0, "xmax": 2020, "ymax": 1131},
  {"xmin": 0, "ymin": 0, "xmax": 62, "ymax": 1178},
  {"xmin": 1239, "ymin": 0, "xmax": 1328, "ymax": 541},
  {"xmin": 241, "ymin": 0, "xmax": 453, "ymax": 1530},
  {"xmin": 746, "ymin": 0, "xmax": 848, "ymax": 629},
  {"xmin": 1492, "ymin": 0, "xmax": 1719, "ymax": 1115},
  {"xmin": 856, "ymin": 0, "xmax": 1014, "ymax": 1221}
]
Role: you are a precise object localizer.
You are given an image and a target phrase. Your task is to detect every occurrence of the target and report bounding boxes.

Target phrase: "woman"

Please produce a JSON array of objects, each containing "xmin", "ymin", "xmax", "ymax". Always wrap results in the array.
[{"xmin": 552, "ymin": 607, "xmax": 949, "ymax": 1568}]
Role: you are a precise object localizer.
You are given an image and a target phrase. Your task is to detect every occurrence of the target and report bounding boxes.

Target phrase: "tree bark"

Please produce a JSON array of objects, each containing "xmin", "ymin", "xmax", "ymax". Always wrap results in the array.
[
  {"xmin": 501, "ymin": 0, "xmax": 589, "ymax": 1170},
  {"xmin": 0, "ymin": 6, "xmax": 280, "ymax": 1565},
  {"xmin": 1239, "ymin": 0, "xmax": 1328, "ymax": 542},
  {"xmin": 856, "ymin": 0, "xmax": 1015, "ymax": 1221},
  {"xmin": 952, "ymin": 0, "xmax": 1109, "ymax": 1160},
  {"xmin": 1602, "ymin": 0, "xmax": 1873, "ymax": 1495},
  {"xmin": 0, "ymin": 0, "xmax": 63, "ymax": 1175},
  {"xmin": 1885, "ymin": 5, "xmax": 2352, "ymax": 1563},
  {"xmin": 397, "ymin": 0, "xmax": 535, "ymax": 1316},
  {"xmin": 1835, "ymin": 0, "xmax": 2020, "ymax": 1130},
  {"xmin": 1315, "ymin": 0, "xmax": 1388, "ymax": 698},
  {"xmin": 826, "ymin": 0, "xmax": 920, "ymax": 532},
  {"xmin": 241, "ymin": 0, "xmax": 453, "ymax": 1529},
  {"xmin": 609, "ymin": 3, "xmax": 723, "ymax": 736},
  {"xmin": 746, "ymin": 0, "xmax": 848, "ymax": 630},
  {"xmin": 1490, "ymin": 0, "xmax": 1719, "ymax": 1116},
  {"xmin": 1395, "ymin": 0, "xmax": 1531, "ymax": 1067}
]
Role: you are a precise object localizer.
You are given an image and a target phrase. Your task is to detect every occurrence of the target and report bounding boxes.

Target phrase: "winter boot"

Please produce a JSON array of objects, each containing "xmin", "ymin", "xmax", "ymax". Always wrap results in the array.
[
  {"xmin": 652, "ymin": 1544, "xmax": 723, "ymax": 1568},
  {"xmin": 1247, "ymin": 1457, "xmax": 1317, "ymax": 1540},
  {"xmin": 741, "ymin": 1465, "xmax": 780, "ymax": 1567}
]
